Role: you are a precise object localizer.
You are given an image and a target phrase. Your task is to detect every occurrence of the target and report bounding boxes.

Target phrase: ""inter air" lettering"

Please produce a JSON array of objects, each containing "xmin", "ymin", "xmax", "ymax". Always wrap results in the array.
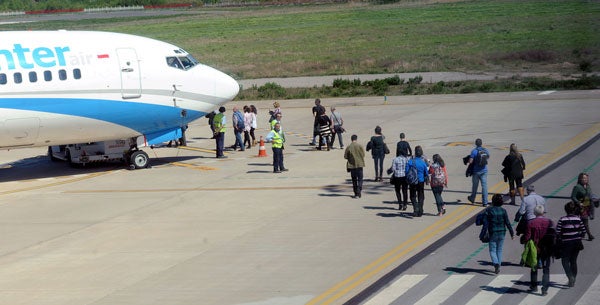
[{"xmin": 0, "ymin": 44, "xmax": 70, "ymax": 71}]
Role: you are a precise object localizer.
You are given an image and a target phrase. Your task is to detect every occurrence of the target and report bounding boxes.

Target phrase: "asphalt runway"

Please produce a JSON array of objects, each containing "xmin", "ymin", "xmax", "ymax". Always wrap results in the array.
[{"xmin": 0, "ymin": 90, "xmax": 598, "ymax": 305}]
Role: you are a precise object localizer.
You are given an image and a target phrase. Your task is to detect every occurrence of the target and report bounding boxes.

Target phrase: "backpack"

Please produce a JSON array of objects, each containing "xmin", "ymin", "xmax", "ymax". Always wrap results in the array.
[
  {"xmin": 474, "ymin": 147, "xmax": 489, "ymax": 167},
  {"xmin": 431, "ymin": 163, "xmax": 445, "ymax": 186},
  {"xmin": 406, "ymin": 158, "xmax": 419, "ymax": 185}
]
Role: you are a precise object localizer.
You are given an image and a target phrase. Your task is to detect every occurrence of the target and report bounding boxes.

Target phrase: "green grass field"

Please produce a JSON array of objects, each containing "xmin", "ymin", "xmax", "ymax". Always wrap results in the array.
[
  {"xmin": 0, "ymin": 0, "xmax": 600, "ymax": 99},
  {"xmin": 1, "ymin": 1, "xmax": 598, "ymax": 83}
]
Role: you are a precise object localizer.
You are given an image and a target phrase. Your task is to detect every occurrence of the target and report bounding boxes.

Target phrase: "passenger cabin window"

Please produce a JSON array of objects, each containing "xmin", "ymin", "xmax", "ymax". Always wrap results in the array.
[
  {"xmin": 166, "ymin": 54, "xmax": 199, "ymax": 70},
  {"xmin": 0, "ymin": 69, "xmax": 82, "ymax": 85},
  {"xmin": 29, "ymin": 71, "xmax": 37, "ymax": 83}
]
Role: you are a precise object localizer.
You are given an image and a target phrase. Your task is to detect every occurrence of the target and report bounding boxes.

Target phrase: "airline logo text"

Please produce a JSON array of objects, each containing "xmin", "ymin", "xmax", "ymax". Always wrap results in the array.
[{"xmin": 0, "ymin": 44, "xmax": 71, "ymax": 71}]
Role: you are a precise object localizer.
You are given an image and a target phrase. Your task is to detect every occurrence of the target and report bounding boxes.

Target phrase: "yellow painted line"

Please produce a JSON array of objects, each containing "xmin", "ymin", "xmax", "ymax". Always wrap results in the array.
[
  {"xmin": 177, "ymin": 146, "xmax": 220, "ymax": 154},
  {"xmin": 171, "ymin": 162, "xmax": 217, "ymax": 171},
  {"xmin": 308, "ymin": 121, "xmax": 600, "ymax": 305},
  {"xmin": 307, "ymin": 205, "xmax": 478, "ymax": 305}
]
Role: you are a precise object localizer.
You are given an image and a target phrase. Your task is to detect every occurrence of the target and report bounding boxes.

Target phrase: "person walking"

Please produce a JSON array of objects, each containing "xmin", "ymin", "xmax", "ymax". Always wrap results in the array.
[
  {"xmin": 389, "ymin": 150, "xmax": 409, "ymax": 210},
  {"xmin": 406, "ymin": 146, "xmax": 429, "ymax": 217},
  {"xmin": 515, "ymin": 185, "xmax": 546, "ymax": 238},
  {"xmin": 524, "ymin": 205, "xmax": 553, "ymax": 295},
  {"xmin": 345, "ymin": 134, "xmax": 365, "ymax": 199},
  {"xmin": 231, "ymin": 106, "xmax": 245, "ymax": 151},
  {"xmin": 467, "ymin": 138, "xmax": 490, "ymax": 206},
  {"xmin": 265, "ymin": 122, "xmax": 287, "ymax": 173},
  {"xmin": 396, "ymin": 132, "xmax": 412, "ymax": 157},
  {"xmin": 429, "ymin": 154, "xmax": 448, "ymax": 216},
  {"xmin": 571, "ymin": 172, "xmax": 595, "ymax": 240},
  {"xmin": 317, "ymin": 112, "xmax": 332, "ymax": 151},
  {"xmin": 243, "ymin": 105, "xmax": 254, "ymax": 149},
  {"xmin": 329, "ymin": 106, "xmax": 344, "ymax": 149},
  {"xmin": 250, "ymin": 105, "xmax": 258, "ymax": 146},
  {"xmin": 212, "ymin": 106, "xmax": 227, "ymax": 158},
  {"xmin": 502, "ymin": 143, "xmax": 526, "ymax": 205},
  {"xmin": 366, "ymin": 126, "xmax": 387, "ymax": 181},
  {"xmin": 310, "ymin": 98, "xmax": 325, "ymax": 145},
  {"xmin": 556, "ymin": 201, "xmax": 587, "ymax": 287},
  {"xmin": 485, "ymin": 194, "xmax": 515, "ymax": 274}
]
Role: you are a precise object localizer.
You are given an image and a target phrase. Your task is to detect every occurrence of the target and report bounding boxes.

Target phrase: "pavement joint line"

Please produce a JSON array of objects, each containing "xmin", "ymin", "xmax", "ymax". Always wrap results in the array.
[
  {"xmin": 310, "ymin": 121, "xmax": 600, "ymax": 305},
  {"xmin": 0, "ymin": 171, "xmax": 111, "ymax": 196}
]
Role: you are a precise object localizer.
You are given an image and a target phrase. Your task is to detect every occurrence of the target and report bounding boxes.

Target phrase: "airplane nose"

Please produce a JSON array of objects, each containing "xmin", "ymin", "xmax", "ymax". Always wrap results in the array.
[{"xmin": 216, "ymin": 72, "xmax": 240, "ymax": 101}]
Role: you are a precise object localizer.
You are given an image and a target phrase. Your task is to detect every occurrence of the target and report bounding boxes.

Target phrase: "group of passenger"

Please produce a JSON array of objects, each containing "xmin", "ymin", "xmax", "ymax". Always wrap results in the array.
[
  {"xmin": 345, "ymin": 126, "xmax": 449, "ymax": 217},
  {"xmin": 477, "ymin": 175, "xmax": 594, "ymax": 296},
  {"xmin": 208, "ymin": 98, "xmax": 596, "ymax": 298}
]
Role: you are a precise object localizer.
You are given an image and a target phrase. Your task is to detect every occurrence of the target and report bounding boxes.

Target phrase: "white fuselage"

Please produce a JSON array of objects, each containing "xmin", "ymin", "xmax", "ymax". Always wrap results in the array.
[{"xmin": 0, "ymin": 30, "xmax": 239, "ymax": 149}]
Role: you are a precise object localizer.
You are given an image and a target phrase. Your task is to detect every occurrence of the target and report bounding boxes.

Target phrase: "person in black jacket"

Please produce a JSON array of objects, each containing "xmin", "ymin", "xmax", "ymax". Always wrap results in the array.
[{"xmin": 501, "ymin": 143, "xmax": 526, "ymax": 205}]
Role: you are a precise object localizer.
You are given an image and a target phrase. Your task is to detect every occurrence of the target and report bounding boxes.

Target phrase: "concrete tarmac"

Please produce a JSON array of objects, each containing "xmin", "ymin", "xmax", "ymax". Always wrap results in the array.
[{"xmin": 0, "ymin": 90, "xmax": 598, "ymax": 305}]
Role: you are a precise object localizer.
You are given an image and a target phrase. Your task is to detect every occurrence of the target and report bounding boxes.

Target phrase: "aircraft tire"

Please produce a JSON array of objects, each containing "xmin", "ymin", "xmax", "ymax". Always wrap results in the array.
[
  {"xmin": 129, "ymin": 150, "xmax": 150, "ymax": 169},
  {"xmin": 48, "ymin": 147, "xmax": 59, "ymax": 162}
]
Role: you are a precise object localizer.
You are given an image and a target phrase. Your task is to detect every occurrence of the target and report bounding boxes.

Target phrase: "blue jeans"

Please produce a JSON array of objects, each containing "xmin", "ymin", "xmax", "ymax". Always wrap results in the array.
[
  {"xmin": 234, "ymin": 130, "xmax": 244, "ymax": 151},
  {"xmin": 531, "ymin": 256, "xmax": 551, "ymax": 290},
  {"xmin": 471, "ymin": 169, "xmax": 488, "ymax": 205},
  {"xmin": 488, "ymin": 233, "xmax": 506, "ymax": 265}
]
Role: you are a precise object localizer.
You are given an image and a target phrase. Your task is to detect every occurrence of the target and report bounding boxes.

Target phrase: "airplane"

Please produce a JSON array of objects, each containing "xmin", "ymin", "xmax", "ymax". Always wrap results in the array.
[{"xmin": 0, "ymin": 30, "xmax": 239, "ymax": 169}]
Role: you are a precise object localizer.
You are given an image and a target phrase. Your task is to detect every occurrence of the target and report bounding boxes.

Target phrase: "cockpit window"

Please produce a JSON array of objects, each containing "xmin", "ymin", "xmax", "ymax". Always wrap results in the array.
[{"xmin": 166, "ymin": 54, "xmax": 200, "ymax": 70}]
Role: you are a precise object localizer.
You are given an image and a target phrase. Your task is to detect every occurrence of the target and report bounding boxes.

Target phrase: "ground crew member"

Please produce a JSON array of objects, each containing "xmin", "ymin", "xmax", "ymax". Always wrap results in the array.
[
  {"xmin": 265, "ymin": 123, "xmax": 287, "ymax": 173},
  {"xmin": 213, "ymin": 106, "xmax": 227, "ymax": 158}
]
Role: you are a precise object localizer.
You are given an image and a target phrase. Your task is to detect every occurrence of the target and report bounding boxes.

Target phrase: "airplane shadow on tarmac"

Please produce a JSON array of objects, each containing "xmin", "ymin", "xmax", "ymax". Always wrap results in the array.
[{"xmin": 0, "ymin": 155, "xmax": 201, "ymax": 182}]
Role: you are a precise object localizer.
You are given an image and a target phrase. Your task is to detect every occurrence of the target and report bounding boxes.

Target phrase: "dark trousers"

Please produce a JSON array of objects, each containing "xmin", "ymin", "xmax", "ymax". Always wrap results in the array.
[
  {"xmin": 215, "ymin": 132, "xmax": 225, "ymax": 157},
  {"xmin": 393, "ymin": 177, "xmax": 409, "ymax": 208},
  {"xmin": 410, "ymin": 182, "xmax": 425, "ymax": 216},
  {"xmin": 272, "ymin": 147, "xmax": 284, "ymax": 171},
  {"xmin": 431, "ymin": 185, "xmax": 444, "ymax": 213},
  {"xmin": 561, "ymin": 240, "xmax": 582, "ymax": 285},
  {"xmin": 350, "ymin": 168, "xmax": 363, "ymax": 196},
  {"xmin": 531, "ymin": 255, "xmax": 551, "ymax": 291}
]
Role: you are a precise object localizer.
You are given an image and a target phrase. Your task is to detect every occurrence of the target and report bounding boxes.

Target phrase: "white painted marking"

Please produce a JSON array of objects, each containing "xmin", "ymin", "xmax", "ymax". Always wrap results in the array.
[
  {"xmin": 518, "ymin": 274, "xmax": 568, "ymax": 305},
  {"xmin": 414, "ymin": 274, "xmax": 474, "ymax": 305},
  {"xmin": 576, "ymin": 273, "xmax": 600, "ymax": 305},
  {"xmin": 465, "ymin": 274, "xmax": 522, "ymax": 305},
  {"xmin": 363, "ymin": 274, "xmax": 427, "ymax": 305},
  {"xmin": 539, "ymin": 90, "xmax": 556, "ymax": 95}
]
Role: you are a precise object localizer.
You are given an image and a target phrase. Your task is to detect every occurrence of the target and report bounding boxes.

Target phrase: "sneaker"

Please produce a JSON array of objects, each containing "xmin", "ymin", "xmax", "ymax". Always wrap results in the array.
[
  {"xmin": 281, "ymin": 168, "xmax": 289, "ymax": 172},
  {"xmin": 442, "ymin": 208, "xmax": 446, "ymax": 215},
  {"xmin": 340, "ymin": 146, "xmax": 344, "ymax": 149},
  {"xmin": 273, "ymin": 170, "xmax": 281, "ymax": 173},
  {"xmin": 217, "ymin": 155, "xmax": 228, "ymax": 159},
  {"xmin": 309, "ymin": 142, "xmax": 316, "ymax": 145},
  {"xmin": 494, "ymin": 264, "xmax": 500, "ymax": 274},
  {"xmin": 528, "ymin": 286, "xmax": 538, "ymax": 293},
  {"xmin": 541, "ymin": 289, "xmax": 548, "ymax": 296},
  {"xmin": 467, "ymin": 196, "xmax": 475, "ymax": 204}
]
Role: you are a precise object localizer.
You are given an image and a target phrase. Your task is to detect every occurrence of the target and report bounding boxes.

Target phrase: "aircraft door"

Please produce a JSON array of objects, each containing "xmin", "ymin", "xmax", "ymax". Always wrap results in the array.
[{"xmin": 116, "ymin": 48, "xmax": 142, "ymax": 99}]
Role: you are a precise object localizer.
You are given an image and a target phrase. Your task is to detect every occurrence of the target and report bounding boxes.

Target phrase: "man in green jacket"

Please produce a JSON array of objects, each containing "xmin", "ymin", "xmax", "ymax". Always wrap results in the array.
[{"xmin": 344, "ymin": 134, "xmax": 365, "ymax": 198}]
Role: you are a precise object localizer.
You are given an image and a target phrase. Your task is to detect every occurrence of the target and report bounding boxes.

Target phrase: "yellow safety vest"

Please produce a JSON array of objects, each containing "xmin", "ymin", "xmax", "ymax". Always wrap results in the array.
[
  {"xmin": 213, "ymin": 113, "xmax": 226, "ymax": 132},
  {"xmin": 271, "ymin": 130, "xmax": 284, "ymax": 148}
]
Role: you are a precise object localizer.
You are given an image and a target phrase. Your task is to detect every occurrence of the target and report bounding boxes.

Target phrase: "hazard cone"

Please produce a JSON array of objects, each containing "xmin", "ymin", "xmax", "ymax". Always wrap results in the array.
[{"xmin": 258, "ymin": 136, "xmax": 268, "ymax": 157}]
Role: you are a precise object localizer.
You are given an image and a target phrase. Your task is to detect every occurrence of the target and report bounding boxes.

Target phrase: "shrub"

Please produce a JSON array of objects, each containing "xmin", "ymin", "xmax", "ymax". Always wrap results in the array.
[{"xmin": 257, "ymin": 82, "xmax": 286, "ymax": 99}]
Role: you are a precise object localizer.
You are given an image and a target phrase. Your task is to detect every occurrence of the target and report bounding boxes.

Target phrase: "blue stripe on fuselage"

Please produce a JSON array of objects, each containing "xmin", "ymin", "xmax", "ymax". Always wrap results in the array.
[{"xmin": 0, "ymin": 98, "xmax": 204, "ymax": 134}]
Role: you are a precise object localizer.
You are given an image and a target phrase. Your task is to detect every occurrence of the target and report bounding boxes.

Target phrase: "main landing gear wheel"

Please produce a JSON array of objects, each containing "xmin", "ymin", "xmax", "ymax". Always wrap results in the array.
[{"xmin": 128, "ymin": 150, "xmax": 150, "ymax": 170}]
